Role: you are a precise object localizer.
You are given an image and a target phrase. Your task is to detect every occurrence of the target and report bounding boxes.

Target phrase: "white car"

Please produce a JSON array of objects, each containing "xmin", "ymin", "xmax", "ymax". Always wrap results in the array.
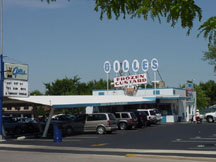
[{"xmin": 204, "ymin": 111, "xmax": 216, "ymax": 123}]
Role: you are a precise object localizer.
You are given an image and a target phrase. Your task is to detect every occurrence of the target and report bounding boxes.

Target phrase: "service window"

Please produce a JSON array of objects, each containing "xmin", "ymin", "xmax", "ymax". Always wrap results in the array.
[{"xmin": 122, "ymin": 113, "xmax": 129, "ymax": 118}]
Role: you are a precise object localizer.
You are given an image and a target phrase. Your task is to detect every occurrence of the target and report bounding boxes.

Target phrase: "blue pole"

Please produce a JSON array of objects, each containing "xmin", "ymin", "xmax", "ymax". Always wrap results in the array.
[
  {"xmin": 0, "ymin": 0, "xmax": 3, "ymax": 139},
  {"xmin": 0, "ymin": 54, "xmax": 3, "ymax": 138}
]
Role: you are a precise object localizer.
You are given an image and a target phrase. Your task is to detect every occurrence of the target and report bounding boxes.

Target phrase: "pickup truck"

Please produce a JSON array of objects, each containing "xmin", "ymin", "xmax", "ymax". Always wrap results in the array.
[{"xmin": 204, "ymin": 111, "xmax": 216, "ymax": 123}]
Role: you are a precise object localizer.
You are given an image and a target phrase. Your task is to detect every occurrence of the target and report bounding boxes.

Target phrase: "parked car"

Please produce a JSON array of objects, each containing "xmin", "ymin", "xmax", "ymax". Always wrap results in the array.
[
  {"xmin": 204, "ymin": 111, "xmax": 216, "ymax": 123},
  {"xmin": 133, "ymin": 111, "xmax": 148, "ymax": 127},
  {"xmin": 74, "ymin": 113, "xmax": 118, "ymax": 134},
  {"xmin": 2, "ymin": 116, "xmax": 40, "ymax": 136},
  {"xmin": 137, "ymin": 109, "xmax": 157, "ymax": 124},
  {"xmin": 114, "ymin": 112, "xmax": 138, "ymax": 130},
  {"xmin": 153, "ymin": 108, "xmax": 162, "ymax": 123}
]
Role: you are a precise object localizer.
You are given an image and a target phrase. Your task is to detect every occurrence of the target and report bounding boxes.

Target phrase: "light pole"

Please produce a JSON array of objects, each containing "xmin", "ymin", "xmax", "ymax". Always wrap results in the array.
[{"xmin": 0, "ymin": 0, "xmax": 3, "ymax": 140}]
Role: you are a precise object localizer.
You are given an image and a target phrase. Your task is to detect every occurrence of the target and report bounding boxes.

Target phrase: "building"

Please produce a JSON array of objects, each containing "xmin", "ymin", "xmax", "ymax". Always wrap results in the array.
[{"xmin": 90, "ymin": 87, "xmax": 196, "ymax": 123}]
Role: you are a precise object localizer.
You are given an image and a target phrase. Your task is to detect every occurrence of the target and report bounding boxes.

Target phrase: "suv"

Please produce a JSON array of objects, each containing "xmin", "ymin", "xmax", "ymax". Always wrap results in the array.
[
  {"xmin": 114, "ymin": 112, "xmax": 138, "ymax": 130},
  {"xmin": 133, "ymin": 111, "xmax": 148, "ymax": 127},
  {"xmin": 153, "ymin": 109, "xmax": 162, "ymax": 123},
  {"xmin": 137, "ymin": 109, "xmax": 157, "ymax": 124},
  {"xmin": 74, "ymin": 113, "xmax": 118, "ymax": 135}
]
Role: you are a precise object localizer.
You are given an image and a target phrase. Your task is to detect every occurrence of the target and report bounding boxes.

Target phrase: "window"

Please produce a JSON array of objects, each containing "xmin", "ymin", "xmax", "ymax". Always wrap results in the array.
[
  {"xmin": 115, "ymin": 113, "xmax": 120, "ymax": 118},
  {"xmin": 87, "ymin": 114, "xmax": 96, "ymax": 121},
  {"xmin": 96, "ymin": 114, "xmax": 106, "ymax": 120},
  {"xmin": 108, "ymin": 114, "xmax": 116, "ymax": 120},
  {"xmin": 150, "ymin": 111, "xmax": 156, "ymax": 115},
  {"xmin": 122, "ymin": 113, "xmax": 129, "ymax": 118}
]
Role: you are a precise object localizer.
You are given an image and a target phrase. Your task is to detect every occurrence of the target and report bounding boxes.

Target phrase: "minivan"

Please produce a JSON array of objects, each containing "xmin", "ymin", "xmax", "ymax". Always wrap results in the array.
[{"xmin": 74, "ymin": 113, "xmax": 118, "ymax": 135}]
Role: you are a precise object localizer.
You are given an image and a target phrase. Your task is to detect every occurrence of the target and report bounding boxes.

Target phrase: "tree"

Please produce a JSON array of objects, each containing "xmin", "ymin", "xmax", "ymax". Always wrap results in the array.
[
  {"xmin": 194, "ymin": 85, "xmax": 210, "ymax": 109},
  {"xmin": 30, "ymin": 90, "xmax": 43, "ymax": 95},
  {"xmin": 202, "ymin": 44, "xmax": 216, "ymax": 72}
]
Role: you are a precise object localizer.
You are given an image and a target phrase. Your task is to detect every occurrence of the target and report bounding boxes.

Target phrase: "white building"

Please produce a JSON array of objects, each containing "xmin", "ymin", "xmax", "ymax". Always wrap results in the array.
[{"xmin": 90, "ymin": 88, "xmax": 196, "ymax": 123}]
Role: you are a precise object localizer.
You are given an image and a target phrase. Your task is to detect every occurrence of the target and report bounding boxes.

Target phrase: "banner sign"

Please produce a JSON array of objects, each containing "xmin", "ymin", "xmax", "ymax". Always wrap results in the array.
[
  {"xmin": 185, "ymin": 83, "xmax": 194, "ymax": 101},
  {"xmin": 3, "ymin": 80, "xmax": 28, "ymax": 97},
  {"xmin": 4, "ymin": 63, "xmax": 28, "ymax": 81},
  {"xmin": 114, "ymin": 73, "xmax": 147, "ymax": 87}
]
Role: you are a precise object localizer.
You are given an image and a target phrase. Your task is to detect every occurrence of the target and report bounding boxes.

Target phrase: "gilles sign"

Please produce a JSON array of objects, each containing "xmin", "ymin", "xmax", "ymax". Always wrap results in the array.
[
  {"xmin": 103, "ymin": 58, "xmax": 159, "ymax": 74},
  {"xmin": 103, "ymin": 58, "xmax": 159, "ymax": 88}
]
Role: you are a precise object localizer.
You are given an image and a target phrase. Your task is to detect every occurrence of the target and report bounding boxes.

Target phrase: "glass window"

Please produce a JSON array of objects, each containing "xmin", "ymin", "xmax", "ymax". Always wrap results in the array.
[
  {"xmin": 87, "ymin": 114, "xmax": 95, "ymax": 121},
  {"xmin": 115, "ymin": 113, "xmax": 120, "ymax": 118},
  {"xmin": 150, "ymin": 111, "xmax": 156, "ymax": 115},
  {"xmin": 108, "ymin": 113, "xmax": 116, "ymax": 120},
  {"xmin": 122, "ymin": 113, "xmax": 129, "ymax": 118},
  {"xmin": 97, "ymin": 114, "xmax": 107, "ymax": 120},
  {"xmin": 130, "ymin": 112, "xmax": 137, "ymax": 119}
]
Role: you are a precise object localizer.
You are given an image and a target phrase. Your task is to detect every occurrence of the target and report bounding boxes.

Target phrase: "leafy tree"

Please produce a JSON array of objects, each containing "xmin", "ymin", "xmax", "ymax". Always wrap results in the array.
[
  {"xmin": 202, "ymin": 43, "xmax": 216, "ymax": 72},
  {"xmin": 30, "ymin": 90, "xmax": 43, "ymax": 95},
  {"xmin": 194, "ymin": 85, "xmax": 210, "ymax": 109},
  {"xmin": 199, "ymin": 80, "xmax": 216, "ymax": 106}
]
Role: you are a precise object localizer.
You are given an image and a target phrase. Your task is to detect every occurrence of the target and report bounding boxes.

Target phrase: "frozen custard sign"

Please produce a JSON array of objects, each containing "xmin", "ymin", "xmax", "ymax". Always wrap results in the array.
[
  {"xmin": 104, "ymin": 59, "xmax": 159, "ymax": 88},
  {"xmin": 3, "ymin": 63, "xmax": 29, "ymax": 97}
]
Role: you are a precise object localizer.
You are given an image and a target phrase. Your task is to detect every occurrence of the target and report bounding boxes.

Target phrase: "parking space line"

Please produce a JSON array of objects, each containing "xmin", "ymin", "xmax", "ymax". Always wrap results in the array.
[{"xmin": 91, "ymin": 143, "xmax": 108, "ymax": 147}]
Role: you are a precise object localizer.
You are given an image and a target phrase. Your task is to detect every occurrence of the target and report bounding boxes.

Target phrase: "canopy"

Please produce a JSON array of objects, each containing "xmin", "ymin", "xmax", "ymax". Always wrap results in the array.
[{"xmin": 9, "ymin": 95, "xmax": 156, "ymax": 108}]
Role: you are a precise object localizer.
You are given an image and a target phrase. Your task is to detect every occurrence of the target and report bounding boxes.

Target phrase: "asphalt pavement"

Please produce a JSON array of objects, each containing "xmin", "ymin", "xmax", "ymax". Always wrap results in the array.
[{"xmin": 1, "ymin": 122, "xmax": 216, "ymax": 161}]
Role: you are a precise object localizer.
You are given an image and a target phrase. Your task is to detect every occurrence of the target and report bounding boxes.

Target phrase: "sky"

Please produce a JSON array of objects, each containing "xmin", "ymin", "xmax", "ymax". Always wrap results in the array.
[{"xmin": 1, "ymin": 0, "xmax": 216, "ymax": 93}]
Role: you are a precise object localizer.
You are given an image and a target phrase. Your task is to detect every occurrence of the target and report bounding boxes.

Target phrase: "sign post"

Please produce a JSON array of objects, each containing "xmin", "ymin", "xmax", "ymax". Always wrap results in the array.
[
  {"xmin": 151, "ymin": 58, "xmax": 159, "ymax": 96},
  {"xmin": 104, "ymin": 61, "xmax": 111, "ymax": 93},
  {"xmin": 142, "ymin": 59, "xmax": 149, "ymax": 96}
]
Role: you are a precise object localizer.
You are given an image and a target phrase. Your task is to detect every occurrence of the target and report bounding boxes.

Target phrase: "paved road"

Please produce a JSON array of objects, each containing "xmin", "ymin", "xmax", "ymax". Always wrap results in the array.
[{"xmin": 1, "ymin": 122, "xmax": 216, "ymax": 161}]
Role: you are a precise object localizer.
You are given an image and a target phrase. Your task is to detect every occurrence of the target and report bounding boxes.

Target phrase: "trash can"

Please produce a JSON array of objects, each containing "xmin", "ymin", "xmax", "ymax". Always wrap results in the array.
[{"xmin": 53, "ymin": 124, "xmax": 62, "ymax": 143}]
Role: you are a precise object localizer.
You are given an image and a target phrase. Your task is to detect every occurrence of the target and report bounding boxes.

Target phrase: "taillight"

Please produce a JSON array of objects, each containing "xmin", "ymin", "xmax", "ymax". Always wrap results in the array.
[
  {"xmin": 129, "ymin": 118, "xmax": 133, "ymax": 123},
  {"xmin": 107, "ymin": 120, "xmax": 111, "ymax": 126},
  {"xmin": 148, "ymin": 116, "xmax": 151, "ymax": 120},
  {"xmin": 140, "ymin": 117, "xmax": 143, "ymax": 121}
]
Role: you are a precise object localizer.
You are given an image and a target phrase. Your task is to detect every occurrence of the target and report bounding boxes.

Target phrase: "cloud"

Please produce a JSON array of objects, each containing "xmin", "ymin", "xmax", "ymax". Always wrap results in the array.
[{"xmin": 4, "ymin": 0, "xmax": 70, "ymax": 9}]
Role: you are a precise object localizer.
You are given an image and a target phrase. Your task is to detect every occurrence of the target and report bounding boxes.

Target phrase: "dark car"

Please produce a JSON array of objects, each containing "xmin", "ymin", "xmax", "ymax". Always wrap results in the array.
[
  {"xmin": 3, "ymin": 116, "xmax": 27, "ymax": 136},
  {"xmin": 133, "ymin": 111, "xmax": 148, "ymax": 128}
]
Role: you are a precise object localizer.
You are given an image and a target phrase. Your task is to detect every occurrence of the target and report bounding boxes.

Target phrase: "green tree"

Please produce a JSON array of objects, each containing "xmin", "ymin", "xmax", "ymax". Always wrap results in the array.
[
  {"xmin": 30, "ymin": 90, "xmax": 43, "ymax": 95},
  {"xmin": 203, "ymin": 43, "xmax": 216, "ymax": 72},
  {"xmin": 194, "ymin": 85, "xmax": 210, "ymax": 109},
  {"xmin": 199, "ymin": 80, "xmax": 216, "ymax": 106}
]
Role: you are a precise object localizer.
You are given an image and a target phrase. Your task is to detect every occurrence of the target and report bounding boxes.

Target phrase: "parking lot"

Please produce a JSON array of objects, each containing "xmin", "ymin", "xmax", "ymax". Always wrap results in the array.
[{"xmin": 1, "ymin": 122, "xmax": 216, "ymax": 159}]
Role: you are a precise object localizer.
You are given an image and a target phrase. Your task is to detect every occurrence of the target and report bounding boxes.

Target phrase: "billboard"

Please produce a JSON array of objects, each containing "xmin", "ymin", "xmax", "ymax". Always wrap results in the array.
[
  {"xmin": 114, "ymin": 73, "xmax": 147, "ymax": 88},
  {"xmin": 3, "ymin": 80, "xmax": 28, "ymax": 97},
  {"xmin": 4, "ymin": 63, "xmax": 28, "ymax": 81}
]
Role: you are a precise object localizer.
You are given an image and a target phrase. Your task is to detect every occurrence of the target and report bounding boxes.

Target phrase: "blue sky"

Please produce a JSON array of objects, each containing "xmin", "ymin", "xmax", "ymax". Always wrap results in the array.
[{"xmin": 2, "ymin": 0, "xmax": 216, "ymax": 93}]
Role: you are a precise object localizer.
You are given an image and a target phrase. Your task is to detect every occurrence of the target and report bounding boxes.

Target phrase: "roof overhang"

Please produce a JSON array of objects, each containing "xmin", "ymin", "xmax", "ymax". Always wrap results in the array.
[{"xmin": 8, "ymin": 95, "xmax": 156, "ymax": 109}]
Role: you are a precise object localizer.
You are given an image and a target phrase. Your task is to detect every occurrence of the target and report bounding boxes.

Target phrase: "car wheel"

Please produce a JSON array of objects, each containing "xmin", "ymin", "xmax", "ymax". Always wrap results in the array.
[
  {"xmin": 207, "ymin": 116, "xmax": 214, "ymax": 123},
  {"xmin": 96, "ymin": 126, "xmax": 105, "ymax": 135},
  {"xmin": 65, "ymin": 127, "xmax": 73, "ymax": 136},
  {"xmin": 119, "ymin": 122, "xmax": 127, "ymax": 130}
]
